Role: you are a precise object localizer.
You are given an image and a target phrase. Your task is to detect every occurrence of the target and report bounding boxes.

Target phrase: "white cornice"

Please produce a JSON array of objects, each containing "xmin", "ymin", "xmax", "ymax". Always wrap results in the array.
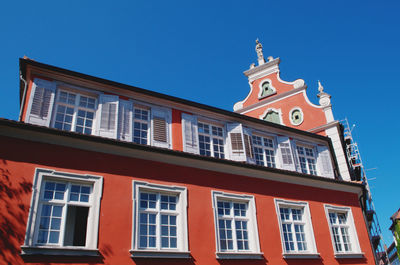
[
  {"xmin": 243, "ymin": 58, "xmax": 281, "ymax": 83},
  {"xmin": 0, "ymin": 124, "xmax": 363, "ymax": 195},
  {"xmin": 307, "ymin": 121, "xmax": 340, "ymax": 134},
  {"xmin": 237, "ymin": 87, "xmax": 305, "ymax": 114}
]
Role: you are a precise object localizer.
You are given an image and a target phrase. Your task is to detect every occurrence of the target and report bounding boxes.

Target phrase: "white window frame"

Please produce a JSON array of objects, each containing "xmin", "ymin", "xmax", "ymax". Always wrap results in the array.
[
  {"xmin": 324, "ymin": 205, "xmax": 363, "ymax": 259},
  {"xmin": 211, "ymin": 191, "xmax": 262, "ymax": 259},
  {"xmin": 251, "ymin": 134, "xmax": 277, "ymax": 168},
  {"xmin": 295, "ymin": 144, "xmax": 318, "ymax": 175},
  {"xmin": 258, "ymin": 78, "xmax": 277, "ymax": 99},
  {"xmin": 51, "ymin": 88, "xmax": 99, "ymax": 135},
  {"xmin": 259, "ymin": 108, "xmax": 284, "ymax": 125},
  {"xmin": 21, "ymin": 168, "xmax": 103, "ymax": 256},
  {"xmin": 131, "ymin": 181, "xmax": 189, "ymax": 258},
  {"xmin": 289, "ymin": 107, "xmax": 304, "ymax": 126},
  {"xmin": 197, "ymin": 120, "xmax": 226, "ymax": 159},
  {"xmin": 132, "ymin": 104, "xmax": 151, "ymax": 145},
  {"xmin": 274, "ymin": 199, "xmax": 319, "ymax": 259}
]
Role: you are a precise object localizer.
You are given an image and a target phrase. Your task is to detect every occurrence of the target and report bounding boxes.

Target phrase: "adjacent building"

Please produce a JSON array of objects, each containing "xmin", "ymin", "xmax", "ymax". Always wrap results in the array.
[{"xmin": 0, "ymin": 43, "xmax": 378, "ymax": 264}]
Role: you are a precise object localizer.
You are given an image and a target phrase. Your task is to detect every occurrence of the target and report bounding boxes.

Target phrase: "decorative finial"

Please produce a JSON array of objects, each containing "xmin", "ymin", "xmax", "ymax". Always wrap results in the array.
[
  {"xmin": 255, "ymin": 39, "xmax": 265, "ymax": 66},
  {"xmin": 318, "ymin": 80, "xmax": 324, "ymax": 93}
]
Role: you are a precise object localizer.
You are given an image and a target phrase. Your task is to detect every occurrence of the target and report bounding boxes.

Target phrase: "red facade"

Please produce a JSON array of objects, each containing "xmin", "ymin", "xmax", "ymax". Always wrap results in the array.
[{"xmin": 0, "ymin": 54, "xmax": 376, "ymax": 265}]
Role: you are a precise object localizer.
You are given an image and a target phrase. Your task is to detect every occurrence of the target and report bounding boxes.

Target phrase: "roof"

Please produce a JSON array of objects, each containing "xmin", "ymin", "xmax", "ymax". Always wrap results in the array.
[{"xmin": 19, "ymin": 58, "xmax": 330, "ymax": 142}]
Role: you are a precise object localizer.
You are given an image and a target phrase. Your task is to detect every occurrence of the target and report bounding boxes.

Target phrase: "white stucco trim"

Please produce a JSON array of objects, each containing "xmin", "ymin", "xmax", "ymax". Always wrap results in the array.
[
  {"xmin": 302, "ymin": 90, "xmax": 323, "ymax": 108},
  {"xmin": 289, "ymin": 107, "xmax": 304, "ymax": 126}
]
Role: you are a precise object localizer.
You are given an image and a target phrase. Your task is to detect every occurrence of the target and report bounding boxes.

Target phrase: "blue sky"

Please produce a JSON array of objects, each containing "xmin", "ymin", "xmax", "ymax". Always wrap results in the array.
[{"xmin": 1, "ymin": 0, "xmax": 399, "ymax": 245}]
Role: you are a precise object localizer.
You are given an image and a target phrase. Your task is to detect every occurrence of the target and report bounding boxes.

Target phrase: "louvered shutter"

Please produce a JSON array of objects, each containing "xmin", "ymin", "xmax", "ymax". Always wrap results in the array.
[
  {"xmin": 227, "ymin": 123, "xmax": 246, "ymax": 161},
  {"xmin": 243, "ymin": 127, "xmax": 255, "ymax": 164},
  {"xmin": 151, "ymin": 107, "xmax": 171, "ymax": 148},
  {"xmin": 317, "ymin": 145, "xmax": 335, "ymax": 179},
  {"xmin": 276, "ymin": 136, "xmax": 296, "ymax": 171},
  {"xmin": 182, "ymin": 113, "xmax": 199, "ymax": 154},
  {"xmin": 25, "ymin": 78, "xmax": 56, "ymax": 126},
  {"xmin": 98, "ymin": 94, "xmax": 119, "ymax": 139},
  {"xmin": 118, "ymin": 99, "xmax": 133, "ymax": 141},
  {"xmin": 290, "ymin": 141, "xmax": 302, "ymax": 173}
]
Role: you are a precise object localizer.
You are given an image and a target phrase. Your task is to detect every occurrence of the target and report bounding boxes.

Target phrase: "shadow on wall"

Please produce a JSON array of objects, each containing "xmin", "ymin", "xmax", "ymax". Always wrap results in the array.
[
  {"xmin": 0, "ymin": 159, "xmax": 32, "ymax": 265},
  {"xmin": 217, "ymin": 257, "xmax": 267, "ymax": 265},
  {"xmin": 133, "ymin": 257, "xmax": 196, "ymax": 265}
]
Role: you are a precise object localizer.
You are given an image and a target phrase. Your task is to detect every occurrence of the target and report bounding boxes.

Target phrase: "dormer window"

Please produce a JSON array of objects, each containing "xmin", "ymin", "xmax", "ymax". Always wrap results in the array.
[{"xmin": 258, "ymin": 79, "xmax": 276, "ymax": 99}]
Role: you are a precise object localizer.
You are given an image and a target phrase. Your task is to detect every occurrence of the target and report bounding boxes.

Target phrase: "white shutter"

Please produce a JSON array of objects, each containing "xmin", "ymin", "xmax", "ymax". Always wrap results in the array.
[
  {"xmin": 227, "ymin": 123, "xmax": 246, "ymax": 162},
  {"xmin": 182, "ymin": 113, "xmax": 199, "ymax": 154},
  {"xmin": 97, "ymin": 94, "xmax": 119, "ymax": 139},
  {"xmin": 243, "ymin": 127, "xmax": 255, "ymax": 164},
  {"xmin": 290, "ymin": 141, "xmax": 302, "ymax": 173},
  {"xmin": 317, "ymin": 145, "xmax": 335, "ymax": 179},
  {"xmin": 276, "ymin": 136, "xmax": 296, "ymax": 171},
  {"xmin": 151, "ymin": 107, "xmax": 171, "ymax": 149},
  {"xmin": 25, "ymin": 78, "xmax": 56, "ymax": 126},
  {"xmin": 118, "ymin": 99, "xmax": 133, "ymax": 141}
]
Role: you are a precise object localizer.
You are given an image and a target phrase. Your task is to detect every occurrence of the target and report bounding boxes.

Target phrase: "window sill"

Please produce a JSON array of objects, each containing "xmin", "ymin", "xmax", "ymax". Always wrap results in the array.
[
  {"xmin": 129, "ymin": 249, "xmax": 191, "ymax": 259},
  {"xmin": 335, "ymin": 253, "xmax": 364, "ymax": 259},
  {"xmin": 283, "ymin": 252, "xmax": 320, "ymax": 259},
  {"xmin": 20, "ymin": 245, "xmax": 100, "ymax": 256},
  {"xmin": 216, "ymin": 252, "xmax": 264, "ymax": 259}
]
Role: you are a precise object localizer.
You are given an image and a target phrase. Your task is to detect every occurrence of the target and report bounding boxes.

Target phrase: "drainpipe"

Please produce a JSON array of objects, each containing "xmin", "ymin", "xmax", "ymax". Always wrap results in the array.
[{"xmin": 18, "ymin": 70, "xmax": 27, "ymax": 121}]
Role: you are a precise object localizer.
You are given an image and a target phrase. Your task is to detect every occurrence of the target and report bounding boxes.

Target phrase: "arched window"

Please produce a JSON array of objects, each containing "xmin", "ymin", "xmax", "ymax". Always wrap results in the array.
[
  {"xmin": 260, "ymin": 81, "xmax": 275, "ymax": 98},
  {"xmin": 263, "ymin": 110, "xmax": 280, "ymax": 124}
]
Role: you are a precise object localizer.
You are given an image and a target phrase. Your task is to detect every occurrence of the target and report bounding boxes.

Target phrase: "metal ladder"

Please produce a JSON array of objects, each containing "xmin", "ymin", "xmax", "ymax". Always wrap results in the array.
[{"xmin": 341, "ymin": 118, "xmax": 388, "ymax": 264}]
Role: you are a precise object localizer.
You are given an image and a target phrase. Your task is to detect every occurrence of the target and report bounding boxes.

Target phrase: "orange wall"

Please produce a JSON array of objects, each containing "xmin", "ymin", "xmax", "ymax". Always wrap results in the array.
[
  {"xmin": 241, "ymin": 73, "xmax": 294, "ymax": 109},
  {"xmin": 244, "ymin": 92, "xmax": 327, "ymax": 133},
  {"xmin": 238, "ymin": 72, "xmax": 328, "ymax": 133},
  {"xmin": 0, "ymin": 135, "xmax": 375, "ymax": 265}
]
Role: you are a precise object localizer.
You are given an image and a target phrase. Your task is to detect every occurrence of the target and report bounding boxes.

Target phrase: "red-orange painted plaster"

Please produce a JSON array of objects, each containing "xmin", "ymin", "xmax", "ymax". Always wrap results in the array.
[
  {"xmin": 0, "ymin": 135, "xmax": 375, "ymax": 265},
  {"xmin": 172, "ymin": 108, "xmax": 184, "ymax": 151}
]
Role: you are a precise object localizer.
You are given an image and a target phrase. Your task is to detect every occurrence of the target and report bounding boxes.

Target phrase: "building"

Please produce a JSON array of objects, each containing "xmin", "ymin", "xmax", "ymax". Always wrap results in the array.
[
  {"xmin": 386, "ymin": 242, "xmax": 400, "ymax": 265},
  {"xmin": 0, "ymin": 42, "xmax": 378, "ymax": 264}
]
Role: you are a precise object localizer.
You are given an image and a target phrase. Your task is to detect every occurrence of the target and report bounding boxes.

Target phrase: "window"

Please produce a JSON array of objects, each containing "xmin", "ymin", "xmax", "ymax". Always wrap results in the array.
[
  {"xmin": 296, "ymin": 146, "xmax": 317, "ymax": 175},
  {"xmin": 212, "ymin": 191, "xmax": 262, "ymax": 259},
  {"xmin": 131, "ymin": 181, "xmax": 189, "ymax": 258},
  {"xmin": 263, "ymin": 110, "xmax": 281, "ymax": 124},
  {"xmin": 133, "ymin": 107, "xmax": 150, "ymax": 145},
  {"xmin": 324, "ymin": 205, "xmax": 362, "ymax": 258},
  {"xmin": 21, "ymin": 169, "xmax": 103, "ymax": 256},
  {"xmin": 290, "ymin": 108, "xmax": 304, "ymax": 126},
  {"xmin": 52, "ymin": 90, "xmax": 97, "ymax": 135},
  {"xmin": 258, "ymin": 79, "xmax": 276, "ymax": 99},
  {"xmin": 198, "ymin": 122, "xmax": 225, "ymax": 159},
  {"xmin": 252, "ymin": 135, "xmax": 276, "ymax": 168},
  {"xmin": 275, "ymin": 199, "xmax": 318, "ymax": 259}
]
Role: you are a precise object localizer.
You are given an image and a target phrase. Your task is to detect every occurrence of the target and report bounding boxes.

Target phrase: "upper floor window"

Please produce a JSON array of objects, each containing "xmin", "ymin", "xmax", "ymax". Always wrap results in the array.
[
  {"xmin": 131, "ymin": 181, "xmax": 189, "ymax": 258},
  {"xmin": 212, "ymin": 191, "xmax": 262, "ymax": 259},
  {"xmin": 296, "ymin": 145, "xmax": 317, "ymax": 175},
  {"xmin": 290, "ymin": 108, "xmax": 304, "ymax": 126},
  {"xmin": 25, "ymin": 78, "xmax": 172, "ymax": 149},
  {"xmin": 263, "ymin": 110, "xmax": 281, "ymax": 124},
  {"xmin": 53, "ymin": 90, "xmax": 97, "ymax": 135},
  {"xmin": 275, "ymin": 199, "xmax": 318, "ymax": 258},
  {"xmin": 252, "ymin": 135, "xmax": 276, "ymax": 168},
  {"xmin": 133, "ymin": 107, "xmax": 150, "ymax": 145},
  {"xmin": 198, "ymin": 122, "xmax": 225, "ymax": 159},
  {"xmin": 21, "ymin": 169, "xmax": 103, "ymax": 256},
  {"xmin": 324, "ymin": 205, "xmax": 362, "ymax": 258},
  {"xmin": 258, "ymin": 79, "xmax": 276, "ymax": 99}
]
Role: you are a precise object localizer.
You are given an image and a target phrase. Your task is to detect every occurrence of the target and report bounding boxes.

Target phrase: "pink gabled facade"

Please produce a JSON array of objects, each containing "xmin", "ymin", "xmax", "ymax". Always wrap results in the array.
[
  {"xmin": 0, "ymin": 47, "xmax": 377, "ymax": 265},
  {"xmin": 234, "ymin": 40, "xmax": 351, "ymax": 181}
]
